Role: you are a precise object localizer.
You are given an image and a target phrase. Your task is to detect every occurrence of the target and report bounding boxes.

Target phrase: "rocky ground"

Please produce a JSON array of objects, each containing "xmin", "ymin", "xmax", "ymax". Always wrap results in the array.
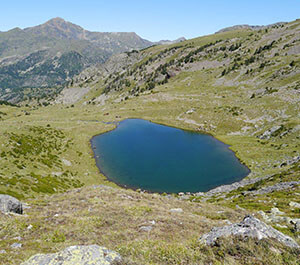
[{"xmin": 1, "ymin": 185, "xmax": 300, "ymax": 264}]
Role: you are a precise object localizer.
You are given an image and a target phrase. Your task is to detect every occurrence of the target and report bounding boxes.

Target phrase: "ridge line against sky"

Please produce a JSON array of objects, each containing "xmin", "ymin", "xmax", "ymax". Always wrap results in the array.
[{"xmin": 1, "ymin": 0, "xmax": 299, "ymax": 41}]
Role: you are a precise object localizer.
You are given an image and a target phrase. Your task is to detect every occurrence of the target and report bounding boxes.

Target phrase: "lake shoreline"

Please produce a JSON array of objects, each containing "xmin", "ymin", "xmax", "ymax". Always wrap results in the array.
[{"xmin": 89, "ymin": 118, "xmax": 251, "ymax": 194}]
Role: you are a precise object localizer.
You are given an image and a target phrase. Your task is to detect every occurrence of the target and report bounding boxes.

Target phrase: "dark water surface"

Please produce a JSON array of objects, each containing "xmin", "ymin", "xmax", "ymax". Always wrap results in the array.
[{"xmin": 91, "ymin": 119, "xmax": 250, "ymax": 193}]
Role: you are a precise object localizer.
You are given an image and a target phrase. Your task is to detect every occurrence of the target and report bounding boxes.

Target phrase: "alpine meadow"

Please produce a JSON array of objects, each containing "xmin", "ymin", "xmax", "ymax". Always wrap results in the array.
[{"xmin": 0, "ymin": 3, "xmax": 300, "ymax": 264}]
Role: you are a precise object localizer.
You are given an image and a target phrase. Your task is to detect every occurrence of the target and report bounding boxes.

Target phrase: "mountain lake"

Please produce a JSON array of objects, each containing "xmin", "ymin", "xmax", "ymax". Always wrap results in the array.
[{"xmin": 91, "ymin": 119, "xmax": 250, "ymax": 193}]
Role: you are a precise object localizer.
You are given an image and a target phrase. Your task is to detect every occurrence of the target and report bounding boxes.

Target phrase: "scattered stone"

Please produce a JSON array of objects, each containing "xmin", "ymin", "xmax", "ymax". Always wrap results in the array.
[
  {"xmin": 0, "ymin": 250, "xmax": 6, "ymax": 254},
  {"xmin": 186, "ymin": 108, "xmax": 195, "ymax": 114},
  {"xmin": 224, "ymin": 220, "xmax": 232, "ymax": 225},
  {"xmin": 276, "ymin": 224, "xmax": 288, "ymax": 229},
  {"xmin": 178, "ymin": 195, "xmax": 190, "ymax": 200},
  {"xmin": 119, "ymin": 194, "xmax": 134, "ymax": 200},
  {"xmin": 235, "ymin": 205, "xmax": 245, "ymax": 211},
  {"xmin": 139, "ymin": 226, "xmax": 153, "ymax": 232},
  {"xmin": 289, "ymin": 201, "xmax": 300, "ymax": 208},
  {"xmin": 62, "ymin": 159, "xmax": 72, "ymax": 166},
  {"xmin": 22, "ymin": 203, "xmax": 31, "ymax": 209},
  {"xmin": 52, "ymin": 172, "xmax": 63, "ymax": 177},
  {"xmin": 170, "ymin": 208, "xmax": 183, "ymax": 213},
  {"xmin": 279, "ymin": 131, "xmax": 289, "ymax": 137},
  {"xmin": 0, "ymin": 194, "xmax": 23, "ymax": 214},
  {"xmin": 21, "ymin": 245, "xmax": 122, "ymax": 265},
  {"xmin": 199, "ymin": 215, "xmax": 299, "ymax": 248},
  {"xmin": 92, "ymin": 184, "xmax": 114, "ymax": 190},
  {"xmin": 271, "ymin": 207, "xmax": 284, "ymax": 215},
  {"xmin": 11, "ymin": 243, "xmax": 22, "ymax": 249},
  {"xmin": 27, "ymin": 224, "xmax": 33, "ymax": 230}
]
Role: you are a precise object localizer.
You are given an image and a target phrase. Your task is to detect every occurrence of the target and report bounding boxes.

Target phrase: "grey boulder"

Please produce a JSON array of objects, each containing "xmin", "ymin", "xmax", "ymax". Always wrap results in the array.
[
  {"xmin": 0, "ymin": 194, "xmax": 23, "ymax": 214},
  {"xmin": 200, "ymin": 215, "xmax": 299, "ymax": 249}
]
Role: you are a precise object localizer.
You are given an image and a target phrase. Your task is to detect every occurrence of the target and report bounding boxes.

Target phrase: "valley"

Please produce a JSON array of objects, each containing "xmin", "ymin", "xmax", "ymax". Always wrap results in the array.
[{"xmin": 0, "ymin": 16, "xmax": 299, "ymax": 265}]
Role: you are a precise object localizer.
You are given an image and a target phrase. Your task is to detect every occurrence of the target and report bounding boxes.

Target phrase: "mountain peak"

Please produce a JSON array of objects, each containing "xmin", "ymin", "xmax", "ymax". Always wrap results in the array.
[
  {"xmin": 44, "ymin": 17, "xmax": 67, "ymax": 25},
  {"xmin": 24, "ymin": 17, "xmax": 84, "ymax": 40},
  {"xmin": 42, "ymin": 17, "xmax": 82, "ymax": 30}
]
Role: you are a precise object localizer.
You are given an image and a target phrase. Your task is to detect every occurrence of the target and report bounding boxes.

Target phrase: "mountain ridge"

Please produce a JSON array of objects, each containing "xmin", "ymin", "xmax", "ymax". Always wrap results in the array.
[
  {"xmin": 0, "ymin": 17, "xmax": 153, "ymax": 103},
  {"xmin": 216, "ymin": 21, "xmax": 287, "ymax": 33}
]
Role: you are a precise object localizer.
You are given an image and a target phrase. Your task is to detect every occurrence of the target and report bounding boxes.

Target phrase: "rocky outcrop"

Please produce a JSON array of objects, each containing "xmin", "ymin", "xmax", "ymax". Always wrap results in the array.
[
  {"xmin": 289, "ymin": 201, "xmax": 300, "ymax": 208},
  {"xmin": 258, "ymin": 209, "xmax": 300, "ymax": 230},
  {"xmin": 200, "ymin": 215, "xmax": 299, "ymax": 249},
  {"xmin": 184, "ymin": 172, "xmax": 299, "ymax": 200},
  {"xmin": 0, "ymin": 194, "xmax": 23, "ymax": 214},
  {"xmin": 21, "ymin": 245, "xmax": 122, "ymax": 265},
  {"xmin": 280, "ymin": 156, "xmax": 300, "ymax": 167},
  {"xmin": 192, "ymin": 174, "xmax": 266, "ymax": 198},
  {"xmin": 247, "ymin": 181, "xmax": 300, "ymax": 195},
  {"xmin": 239, "ymin": 181, "xmax": 300, "ymax": 195},
  {"xmin": 259, "ymin": 125, "xmax": 283, "ymax": 139}
]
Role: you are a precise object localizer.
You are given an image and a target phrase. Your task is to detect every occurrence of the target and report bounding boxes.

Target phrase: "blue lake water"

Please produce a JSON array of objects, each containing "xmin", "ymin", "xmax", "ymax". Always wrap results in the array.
[{"xmin": 91, "ymin": 119, "xmax": 250, "ymax": 193}]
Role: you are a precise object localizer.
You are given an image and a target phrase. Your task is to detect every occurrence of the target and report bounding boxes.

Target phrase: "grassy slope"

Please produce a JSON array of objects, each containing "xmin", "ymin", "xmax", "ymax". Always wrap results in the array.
[
  {"xmin": 1, "ymin": 186, "xmax": 299, "ymax": 265},
  {"xmin": 0, "ymin": 20, "xmax": 299, "ymax": 264}
]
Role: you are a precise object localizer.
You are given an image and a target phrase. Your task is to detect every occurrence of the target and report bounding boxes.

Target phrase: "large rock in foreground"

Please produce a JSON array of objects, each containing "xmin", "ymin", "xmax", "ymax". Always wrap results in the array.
[
  {"xmin": 21, "ymin": 245, "xmax": 122, "ymax": 265},
  {"xmin": 200, "ymin": 215, "xmax": 299, "ymax": 249},
  {"xmin": 0, "ymin": 194, "xmax": 23, "ymax": 214}
]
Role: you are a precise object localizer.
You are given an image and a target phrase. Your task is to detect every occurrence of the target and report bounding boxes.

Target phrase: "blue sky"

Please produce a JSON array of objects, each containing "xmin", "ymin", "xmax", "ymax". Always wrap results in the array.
[{"xmin": 1, "ymin": 0, "xmax": 299, "ymax": 41}]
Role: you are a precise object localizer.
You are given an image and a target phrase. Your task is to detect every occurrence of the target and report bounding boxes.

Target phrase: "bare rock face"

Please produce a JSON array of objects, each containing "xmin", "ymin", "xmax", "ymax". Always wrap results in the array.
[
  {"xmin": 0, "ymin": 194, "xmax": 23, "ymax": 214},
  {"xmin": 55, "ymin": 87, "xmax": 91, "ymax": 104},
  {"xmin": 21, "ymin": 245, "xmax": 122, "ymax": 265},
  {"xmin": 200, "ymin": 215, "xmax": 299, "ymax": 249}
]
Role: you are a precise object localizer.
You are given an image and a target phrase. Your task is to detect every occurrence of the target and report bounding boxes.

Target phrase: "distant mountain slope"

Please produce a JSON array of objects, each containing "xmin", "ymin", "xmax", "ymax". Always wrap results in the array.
[
  {"xmin": 69, "ymin": 18, "xmax": 300, "ymax": 103},
  {"xmin": 155, "ymin": 37, "xmax": 186, "ymax": 45},
  {"xmin": 0, "ymin": 18, "xmax": 152, "ymax": 103},
  {"xmin": 216, "ymin": 22, "xmax": 287, "ymax": 33}
]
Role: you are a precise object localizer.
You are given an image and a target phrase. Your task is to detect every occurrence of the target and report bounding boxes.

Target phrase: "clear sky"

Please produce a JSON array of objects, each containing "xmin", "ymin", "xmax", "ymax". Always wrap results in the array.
[{"xmin": 1, "ymin": 0, "xmax": 299, "ymax": 41}]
